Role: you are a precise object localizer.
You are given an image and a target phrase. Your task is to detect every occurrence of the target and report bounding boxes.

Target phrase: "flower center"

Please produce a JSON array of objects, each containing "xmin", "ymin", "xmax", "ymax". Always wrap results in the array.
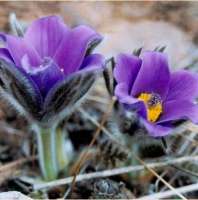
[{"xmin": 137, "ymin": 93, "xmax": 162, "ymax": 122}]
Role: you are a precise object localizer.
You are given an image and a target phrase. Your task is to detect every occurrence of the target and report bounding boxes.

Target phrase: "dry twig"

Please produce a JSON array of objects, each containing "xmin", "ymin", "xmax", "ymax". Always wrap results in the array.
[
  {"xmin": 138, "ymin": 182, "xmax": 198, "ymax": 200},
  {"xmin": 33, "ymin": 155, "xmax": 198, "ymax": 190}
]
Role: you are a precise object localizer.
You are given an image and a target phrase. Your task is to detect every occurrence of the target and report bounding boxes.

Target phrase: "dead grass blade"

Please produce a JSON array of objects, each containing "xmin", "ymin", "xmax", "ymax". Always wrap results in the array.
[
  {"xmin": 138, "ymin": 182, "xmax": 198, "ymax": 200},
  {"xmin": 0, "ymin": 156, "xmax": 36, "ymax": 185},
  {"xmin": 131, "ymin": 152, "xmax": 187, "ymax": 200},
  {"xmin": 33, "ymin": 155, "xmax": 198, "ymax": 190}
]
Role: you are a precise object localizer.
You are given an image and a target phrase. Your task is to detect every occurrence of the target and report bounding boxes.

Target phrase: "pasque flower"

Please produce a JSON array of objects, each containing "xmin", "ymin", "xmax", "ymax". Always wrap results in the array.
[
  {"xmin": 114, "ymin": 51, "xmax": 198, "ymax": 137},
  {"xmin": 0, "ymin": 15, "xmax": 104, "ymax": 181},
  {"xmin": 0, "ymin": 15, "xmax": 104, "ymax": 124}
]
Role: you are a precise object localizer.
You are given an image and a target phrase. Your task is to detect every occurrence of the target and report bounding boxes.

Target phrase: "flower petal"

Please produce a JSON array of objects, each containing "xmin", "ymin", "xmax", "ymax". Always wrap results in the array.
[
  {"xmin": 25, "ymin": 57, "xmax": 65, "ymax": 98},
  {"xmin": 131, "ymin": 51, "xmax": 170, "ymax": 100},
  {"xmin": 5, "ymin": 35, "xmax": 41, "ymax": 67},
  {"xmin": 166, "ymin": 70, "xmax": 198, "ymax": 101},
  {"xmin": 114, "ymin": 53, "xmax": 142, "ymax": 92},
  {"xmin": 115, "ymin": 83, "xmax": 147, "ymax": 119},
  {"xmin": 54, "ymin": 25, "xmax": 102, "ymax": 76},
  {"xmin": 0, "ymin": 48, "xmax": 14, "ymax": 63},
  {"xmin": 158, "ymin": 100, "xmax": 198, "ymax": 124},
  {"xmin": 115, "ymin": 83, "xmax": 139, "ymax": 104},
  {"xmin": 80, "ymin": 53, "xmax": 104, "ymax": 71},
  {"xmin": 25, "ymin": 16, "xmax": 70, "ymax": 58},
  {"xmin": 0, "ymin": 33, "xmax": 6, "ymax": 42},
  {"xmin": 141, "ymin": 118, "xmax": 172, "ymax": 137}
]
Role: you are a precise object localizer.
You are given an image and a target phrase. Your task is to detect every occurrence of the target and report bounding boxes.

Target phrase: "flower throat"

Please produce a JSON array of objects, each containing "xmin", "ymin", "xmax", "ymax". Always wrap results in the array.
[{"xmin": 138, "ymin": 93, "xmax": 162, "ymax": 122}]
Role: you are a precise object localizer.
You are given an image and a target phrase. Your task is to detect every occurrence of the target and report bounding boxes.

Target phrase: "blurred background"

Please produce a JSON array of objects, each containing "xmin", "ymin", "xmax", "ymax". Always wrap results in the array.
[{"xmin": 0, "ymin": 1, "xmax": 198, "ymax": 69}]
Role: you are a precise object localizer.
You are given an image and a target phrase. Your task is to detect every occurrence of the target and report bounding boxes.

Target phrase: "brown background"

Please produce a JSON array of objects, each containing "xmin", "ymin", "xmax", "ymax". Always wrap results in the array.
[{"xmin": 0, "ymin": 1, "xmax": 198, "ymax": 69}]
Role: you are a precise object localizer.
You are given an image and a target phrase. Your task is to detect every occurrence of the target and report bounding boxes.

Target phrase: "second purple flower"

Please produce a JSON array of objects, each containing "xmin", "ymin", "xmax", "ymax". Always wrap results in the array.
[{"xmin": 114, "ymin": 51, "xmax": 198, "ymax": 137}]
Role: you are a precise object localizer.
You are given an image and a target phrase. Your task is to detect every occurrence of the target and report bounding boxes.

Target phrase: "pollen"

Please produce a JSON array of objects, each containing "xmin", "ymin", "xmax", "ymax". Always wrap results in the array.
[{"xmin": 138, "ymin": 93, "xmax": 162, "ymax": 123}]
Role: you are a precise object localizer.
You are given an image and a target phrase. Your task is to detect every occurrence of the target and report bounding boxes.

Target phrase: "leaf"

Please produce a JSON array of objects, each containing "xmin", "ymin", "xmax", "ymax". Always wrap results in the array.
[
  {"xmin": 154, "ymin": 45, "xmax": 166, "ymax": 52},
  {"xmin": 133, "ymin": 47, "xmax": 143, "ymax": 57},
  {"xmin": 0, "ymin": 59, "xmax": 43, "ymax": 119},
  {"xmin": 103, "ymin": 57, "xmax": 114, "ymax": 96},
  {"xmin": 41, "ymin": 70, "xmax": 98, "ymax": 123}
]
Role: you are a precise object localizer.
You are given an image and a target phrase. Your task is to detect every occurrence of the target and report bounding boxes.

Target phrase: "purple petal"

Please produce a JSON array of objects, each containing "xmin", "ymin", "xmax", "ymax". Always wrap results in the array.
[
  {"xmin": 141, "ymin": 118, "xmax": 172, "ymax": 137},
  {"xmin": 0, "ymin": 48, "xmax": 14, "ymax": 63},
  {"xmin": 115, "ymin": 83, "xmax": 147, "ymax": 119},
  {"xmin": 54, "ymin": 25, "xmax": 102, "ymax": 76},
  {"xmin": 131, "ymin": 51, "xmax": 170, "ymax": 100},
  {"xmin": 26, "ymin": 57, "xmax": 65, "ymax": 97},
  {"xmin": 80, "ymin": 54, "xmax": 105, "ymax": 69},
  {"xmin": 80, "ymin": 54, "xmax": 104, "ymax": 71},
  {"xmin": 114, "ymin": 53, "xmax": 142, "ymax": 92},
  {"xmin": 0, "ymin": 33, "xmax": 6, "ymax": 42},
  {"xmin": 115, "ymin": 83, "xmax": 139, "ymax": 104},
  {"xmin": 158, "ymin": 100, "xmax": 198, "ymax": 124},
  {"xmin": 5, "ymin": 35, "xmax": 41, "ymax": 67},
  {"xmin": 25, "ymin": 16, "xmax": 70, "ymax": 58},
  {"xmin": 166, "ymin": 70, "xmax": 198, "ymax": 101}
]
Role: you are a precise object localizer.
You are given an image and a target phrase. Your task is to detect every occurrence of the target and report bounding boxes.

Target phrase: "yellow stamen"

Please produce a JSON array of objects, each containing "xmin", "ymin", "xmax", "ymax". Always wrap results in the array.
[{"xmin": 138, "ymin": 93, "xmax": 162, "ymax": 122}]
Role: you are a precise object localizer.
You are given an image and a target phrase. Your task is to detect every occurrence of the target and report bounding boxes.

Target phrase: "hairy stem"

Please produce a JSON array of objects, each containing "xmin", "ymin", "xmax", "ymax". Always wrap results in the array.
[
  {"xmin": 36, "ymin": 127, "xmax": 58, "ymax": 181},
  {"xmin": 56, "ymin": 128, "xmax": 69, "ymax": 172},
  {"xmin": 35, "ymin": 125, "xmax": 69, "ymax": 181}
]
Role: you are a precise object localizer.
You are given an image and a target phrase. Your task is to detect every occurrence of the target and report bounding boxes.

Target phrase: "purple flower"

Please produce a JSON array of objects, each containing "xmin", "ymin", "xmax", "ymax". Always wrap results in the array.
[
  {"xmin": 114, "ymin": 51, "xmax": 198, "ymax": 137},
  {"xmin": 0, "ymin": 16, "xmax": 104, "ymax": 123}
]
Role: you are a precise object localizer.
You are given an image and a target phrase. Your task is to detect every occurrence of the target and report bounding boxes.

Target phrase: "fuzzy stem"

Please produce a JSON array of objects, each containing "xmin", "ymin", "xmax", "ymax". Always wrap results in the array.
[
  {"xmin": 36, "ymin": 125, "xmax": 69, "ymax": 181},
  {"xmin": 36, "ymin": 127, "xmax": 58, "ymax": 181},
  {"xmin": 56, "ymin": 128, "xmax": 69, "ymax": 172}
]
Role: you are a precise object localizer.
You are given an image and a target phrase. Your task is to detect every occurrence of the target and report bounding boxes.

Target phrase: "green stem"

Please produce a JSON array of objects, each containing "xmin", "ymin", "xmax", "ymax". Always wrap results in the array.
[
  {"xmin": 36, "ymin": 127, "xmax": 58, "ymax": 181},
  {"xmin": 56, "ymin": 128, "xmax": 69, "ymax": 171},
  {"xmin": 36, "ymin": 126, "xmax": 70, "ymax": 181}
]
